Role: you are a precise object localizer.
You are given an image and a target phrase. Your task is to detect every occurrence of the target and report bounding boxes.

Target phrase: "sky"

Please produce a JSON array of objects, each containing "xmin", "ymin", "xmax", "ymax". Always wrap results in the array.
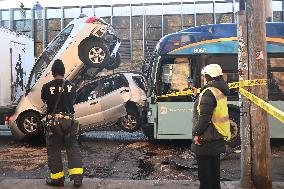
[{"xmin": 0, "ymin": 0, "xmax": 228, "ymax": 9}]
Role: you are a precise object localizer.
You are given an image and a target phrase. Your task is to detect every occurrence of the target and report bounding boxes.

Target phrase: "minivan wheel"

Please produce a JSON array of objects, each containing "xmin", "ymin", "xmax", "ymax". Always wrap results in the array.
[
  {"xmin": 18, "ymin": 112, "xmax": 42, "ymax": 137},
  {"xmin": 119, "ymin": 109, "xmax": 140, "ymax": 133},
  {"xmin": 79, "ymin": 38, "xmax": 110, "ymax": 68},
  {"xmin": 104, "ymin": 52, "xmax": 121, "ymax": 70},
  {"xmin": 228, "ymin": 110, "xmax": 240, "ymax": 148}
]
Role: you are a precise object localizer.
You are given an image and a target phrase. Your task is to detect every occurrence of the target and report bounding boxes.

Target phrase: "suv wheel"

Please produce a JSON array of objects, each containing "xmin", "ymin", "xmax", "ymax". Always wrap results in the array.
[
  {"xmin": 105, "ymin": 52, "xmax": 121, "ymax": 70},
  {"xmin": 119, "ymin": 109, "xmax": 140, "ymax": 133},
  {"xmin": 79, "ymin": 38, "xmax": 110, "ymax": 68},
  {"xmin": 18, "ymin": 112, "xmax": 41, "ymax": 137}
]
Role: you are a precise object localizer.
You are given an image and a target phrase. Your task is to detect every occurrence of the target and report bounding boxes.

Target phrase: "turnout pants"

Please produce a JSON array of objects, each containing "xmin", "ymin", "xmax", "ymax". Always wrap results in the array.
[
  {"xmin": 196, "ymin": 155, "xmax": 221, "ymax": 189},
  {"xmin": 46, "ymin": 118, "xmax": 83, "ymax": 180}
]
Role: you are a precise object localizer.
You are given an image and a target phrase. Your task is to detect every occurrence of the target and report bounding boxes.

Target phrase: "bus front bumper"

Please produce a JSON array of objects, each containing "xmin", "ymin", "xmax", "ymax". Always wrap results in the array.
[{"xmin": 141, "ymin": 123, "xmax": 154, "ymax": 139}]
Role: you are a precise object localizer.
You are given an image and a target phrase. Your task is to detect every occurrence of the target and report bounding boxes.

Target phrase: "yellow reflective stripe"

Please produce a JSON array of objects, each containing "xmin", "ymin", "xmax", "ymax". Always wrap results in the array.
[
  {"xmin": 197, "ymin": 88, "xmax": 210, "ymax": 113},
  {"xmin": 212, "ymin": 120, "xmax": 230, "ymax": 125},
  {"xmin": 212, "ymin": 116, "xmax": 230, "ymax": 123},
  {"xmin": 68, "ymin": 168, "xmax": 83, "ymax": 175},
  {"xmin": 50, "ymin": 171, "xmax": 64, "ymax": 179},
  {"xmin": 207, "ymin": 87, "xmax": 226, "ymax": 101}
]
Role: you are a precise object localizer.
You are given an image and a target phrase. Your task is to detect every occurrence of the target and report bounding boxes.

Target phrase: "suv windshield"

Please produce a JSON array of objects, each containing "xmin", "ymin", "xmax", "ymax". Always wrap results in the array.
[{"xmin": 26, "ymin": 24, "xmax": 74, "ymax": 91}]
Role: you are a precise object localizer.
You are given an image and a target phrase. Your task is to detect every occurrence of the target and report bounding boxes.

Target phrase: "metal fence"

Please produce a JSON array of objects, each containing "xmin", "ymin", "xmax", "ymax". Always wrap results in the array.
[{"xmin": 0, "ymin": 1, "xmax": 283, "ymax": 65}]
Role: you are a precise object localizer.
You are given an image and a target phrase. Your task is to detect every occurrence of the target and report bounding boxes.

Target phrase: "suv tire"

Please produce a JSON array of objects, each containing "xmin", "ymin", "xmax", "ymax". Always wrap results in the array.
[
  {"xmin": 119, "ymin": 108, "xmax": 140, "ymax": 133},
  {"xmin": 105, "ymin": 52, "xmax": 121, "ymax": 70},
  {"xmin": 79, "ymin": 38, "xmax": 110, "ymax": 68},
  {"xmin": 18, "ymin": 111, "xmax": 41, "ymax": 137}
]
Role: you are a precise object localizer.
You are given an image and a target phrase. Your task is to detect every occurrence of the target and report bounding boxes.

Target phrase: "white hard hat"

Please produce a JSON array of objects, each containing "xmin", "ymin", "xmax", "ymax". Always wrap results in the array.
[{"xmin": 201, "ymin": 64, "xmax": 223, "ymax": 78}]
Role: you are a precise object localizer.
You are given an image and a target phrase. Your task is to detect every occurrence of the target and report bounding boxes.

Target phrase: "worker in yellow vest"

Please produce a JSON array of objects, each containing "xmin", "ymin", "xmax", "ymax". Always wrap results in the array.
[{"xmin": 191, "ymin": 64, "xmax": 231, "ymax": 189}]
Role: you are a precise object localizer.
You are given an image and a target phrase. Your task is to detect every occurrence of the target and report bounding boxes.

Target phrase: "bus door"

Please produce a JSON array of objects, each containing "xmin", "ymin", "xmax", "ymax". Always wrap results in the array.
[{"xmin": 155, "ymin": 56, "xmax": 200, "ymax": 139}]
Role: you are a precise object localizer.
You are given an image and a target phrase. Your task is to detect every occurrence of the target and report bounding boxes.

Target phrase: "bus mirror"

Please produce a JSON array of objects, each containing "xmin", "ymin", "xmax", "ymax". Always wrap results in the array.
[{"xmin": 150, "ymin": 96, "xmax": 156, "ymax": 104}]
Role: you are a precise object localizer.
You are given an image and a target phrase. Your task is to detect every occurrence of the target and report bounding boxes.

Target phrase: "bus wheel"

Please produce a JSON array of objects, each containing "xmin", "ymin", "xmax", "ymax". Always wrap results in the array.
[
  {"xmin": 228, "ymin": 110, "xmax": 240, "ymax": 148},
  {"xmin": 105, "ymin": 52, "xmax": 121, "ymax": 70},
  {"xmin": 18, "ymin": 111, "xmax": 42, "ymax": 137},
  {"xmin": 79, "ymin": 38, "xmax": 110, "ymax": 68},
  {"xmin": 119, "ymin": 109, "xmax": 140, "ymax": 133}
]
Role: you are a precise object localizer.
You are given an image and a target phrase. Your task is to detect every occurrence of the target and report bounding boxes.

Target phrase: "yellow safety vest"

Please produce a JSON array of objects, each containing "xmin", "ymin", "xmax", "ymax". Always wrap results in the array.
[{"xmin": 197, "ymin": 87, "xmax": 231, "ymax": 141}]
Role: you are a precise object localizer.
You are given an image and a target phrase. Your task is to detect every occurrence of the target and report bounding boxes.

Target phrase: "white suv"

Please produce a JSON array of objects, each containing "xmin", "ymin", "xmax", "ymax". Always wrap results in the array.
[{"xmin": 9, "ymin": 73, "xmax": 147, "ymax": 140}]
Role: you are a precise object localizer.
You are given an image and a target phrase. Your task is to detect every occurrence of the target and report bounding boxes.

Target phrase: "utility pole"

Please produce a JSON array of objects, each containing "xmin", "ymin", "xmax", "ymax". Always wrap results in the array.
[
  {"xmin": 237, "ymin": 3, "xmax": 252, "ymax": 188},
  {"xmin": 247, "ymin": 0, "xmax": 272, "ymax": 188},
  {"xmin": 238, "ymin": 0, "xmax": 272, "ymax": 188}
]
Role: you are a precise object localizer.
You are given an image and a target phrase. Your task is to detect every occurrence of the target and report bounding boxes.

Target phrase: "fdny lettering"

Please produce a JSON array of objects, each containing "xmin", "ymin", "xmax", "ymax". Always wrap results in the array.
[
  {"xmin": 67, "ymin": 85, "xmax": 72, "ymax": 92},
  {"xmin": 49, "ymin": 85, "xmax": 73, "ymax": 94},
  {"xmin": 50, "ymin": 87, "xmax": 56, "ymax": 94}
]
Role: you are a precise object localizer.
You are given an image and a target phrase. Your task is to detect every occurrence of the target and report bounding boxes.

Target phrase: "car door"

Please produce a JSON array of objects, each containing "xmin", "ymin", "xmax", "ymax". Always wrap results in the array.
[
  {"xmin": 100, "ymin": 75, "xmax": 129, "ymax": 123},
  {"xmin": 74, "ymin": 80, "xmax": 104, "ymax": 131}
]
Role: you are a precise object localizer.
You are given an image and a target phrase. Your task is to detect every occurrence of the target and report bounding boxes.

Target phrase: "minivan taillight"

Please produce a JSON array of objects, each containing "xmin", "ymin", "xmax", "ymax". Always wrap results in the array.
[
  {"xmin": 85, "ymin": 16, "xmax": 99, "ymax": 23},
  {"xmin": 5, "ymin": 116, "xmax": 10, "ymax": 125}
]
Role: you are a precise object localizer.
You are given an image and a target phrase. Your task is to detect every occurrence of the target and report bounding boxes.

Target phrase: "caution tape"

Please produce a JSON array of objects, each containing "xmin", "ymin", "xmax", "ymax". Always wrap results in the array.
[
  {"xmin": 228, "ymin": 79, "xmax": 267, "ymax": 89},
  {"xmin": 158, "ymin": 88, "xmax": 200, "ymax": 98},
  {"xmin": 154, "ymin": 78, "xmax": 284, "ymax": 124},
  {"xmin": 156, "ymin": 79, "xmax": 267, "ymax": 98},
  {"xmin": 239, "ymin": 88, "xmax": 284, "ymax": 123}
]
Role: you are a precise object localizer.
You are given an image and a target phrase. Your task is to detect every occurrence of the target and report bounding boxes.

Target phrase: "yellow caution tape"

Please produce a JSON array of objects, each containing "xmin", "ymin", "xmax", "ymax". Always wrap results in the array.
[
  {"xmin": 239, "ymin": 88, "xmax": 284, "ymax": 123},
  {"xmin": 159, "ymin": 88, "xmax": 201, "ymax": 98},
  {"xmin": 156, "ymin": 79, "xmax": 267, "ymax": 98},
  {"xmin": 154, "ymin": 78, "xmax": 284, "ymax": 124},
  {"xmin": 228, "ymin": 79, "xmax": 267, "ymax": 89}
]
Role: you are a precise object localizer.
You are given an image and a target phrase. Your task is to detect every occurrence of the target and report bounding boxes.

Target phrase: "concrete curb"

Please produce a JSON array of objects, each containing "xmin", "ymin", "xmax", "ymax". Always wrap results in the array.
[{"xmin": 0, "ymin": 179, "xmax": 283, "ymax": 189}]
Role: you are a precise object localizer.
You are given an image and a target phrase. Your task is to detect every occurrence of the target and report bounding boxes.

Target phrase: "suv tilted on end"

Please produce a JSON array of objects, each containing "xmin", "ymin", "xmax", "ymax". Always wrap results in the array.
[{"xmin": 8, "ymin": 15, "xmax": 122, "ymax": 140}]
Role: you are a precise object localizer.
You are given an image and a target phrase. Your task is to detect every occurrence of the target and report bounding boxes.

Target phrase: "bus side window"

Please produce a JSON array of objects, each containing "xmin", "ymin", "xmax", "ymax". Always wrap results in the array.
[{"xmin": 268, "ymin": 57, "xmax": 284, "ymax": 100}]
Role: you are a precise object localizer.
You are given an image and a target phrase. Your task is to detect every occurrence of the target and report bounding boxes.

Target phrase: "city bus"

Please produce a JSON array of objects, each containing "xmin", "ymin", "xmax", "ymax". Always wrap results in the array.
[{"xmin": 142, "ymin": 23, "xmax": 284, "ymax": 145}]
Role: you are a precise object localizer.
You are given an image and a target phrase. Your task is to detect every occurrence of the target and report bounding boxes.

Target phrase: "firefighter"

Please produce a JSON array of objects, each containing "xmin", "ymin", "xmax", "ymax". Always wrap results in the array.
[
  {"xmin": 41, "ymin": 59, "xmax": 83, "ymax": 187},
  {"xmin": 191, "ymin": 64, "xmax": 231, "ymax": 189}
]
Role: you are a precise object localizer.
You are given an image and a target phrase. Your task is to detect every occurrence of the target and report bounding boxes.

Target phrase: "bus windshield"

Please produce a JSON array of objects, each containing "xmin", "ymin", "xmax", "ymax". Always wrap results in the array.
[{"xmin": 158, "ymin": 57, "xmax": 195, "ymax": 95}]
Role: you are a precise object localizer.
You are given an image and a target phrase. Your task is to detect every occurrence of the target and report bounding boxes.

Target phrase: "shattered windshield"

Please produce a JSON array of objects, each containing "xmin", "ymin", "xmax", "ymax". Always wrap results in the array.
[{"xmin": 158, "ymin": 57, "xmax": 193, "ymax": 95}]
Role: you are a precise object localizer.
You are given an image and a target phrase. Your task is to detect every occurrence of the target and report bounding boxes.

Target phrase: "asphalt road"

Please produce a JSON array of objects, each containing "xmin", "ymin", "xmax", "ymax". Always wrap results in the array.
[{"xmin": 0, "ymin": 127, "xmax": 284, "ymax": 182}]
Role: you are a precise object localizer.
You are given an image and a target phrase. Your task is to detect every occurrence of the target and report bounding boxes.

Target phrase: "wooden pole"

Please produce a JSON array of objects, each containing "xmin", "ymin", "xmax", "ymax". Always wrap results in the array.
[
  {"xmin": 246, "ymin": 0, "xmax": 272, "ymax": 188},
  {"xmin": 237, "ymin": 9, "xmax": 252, "ymax": 189}
]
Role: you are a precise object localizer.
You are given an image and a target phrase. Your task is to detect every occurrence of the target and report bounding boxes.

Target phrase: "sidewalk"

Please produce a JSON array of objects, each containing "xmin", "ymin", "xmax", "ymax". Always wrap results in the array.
[{"xmin": 0, "ymin": 179, "xmax": 283, "ymax": 189}]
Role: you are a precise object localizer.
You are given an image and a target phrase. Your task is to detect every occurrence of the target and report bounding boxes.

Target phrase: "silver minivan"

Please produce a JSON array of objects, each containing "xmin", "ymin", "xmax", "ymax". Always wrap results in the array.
[{"xmin": 9, "ymin": 72, "xmax": 147, "ymax": 140}]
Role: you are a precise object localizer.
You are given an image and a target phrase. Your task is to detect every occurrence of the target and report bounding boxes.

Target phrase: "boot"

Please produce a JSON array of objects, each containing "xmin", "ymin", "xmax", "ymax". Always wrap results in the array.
[
  {"xmin": 70, "ymin": 174, "xmax": 83, "ymax": 187},
  {"xmin": 45, "ymin": 177, "xmax": 64, "ymax": 187}
]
